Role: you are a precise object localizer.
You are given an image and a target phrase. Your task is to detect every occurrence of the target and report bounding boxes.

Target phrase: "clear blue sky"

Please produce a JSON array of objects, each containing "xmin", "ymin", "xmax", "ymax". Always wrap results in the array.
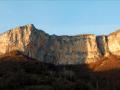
[{"xmin": 0, "ymin": 0, "xmax": 120, "ymax": 35}]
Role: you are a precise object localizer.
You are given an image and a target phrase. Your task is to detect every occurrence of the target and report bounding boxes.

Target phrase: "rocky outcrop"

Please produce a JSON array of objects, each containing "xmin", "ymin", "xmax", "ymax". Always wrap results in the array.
[
  {"xmin": 0, "ymin": 24, "xmax": 120, "ymax": 64},
  {"xmin": 108, "ymin": 30, "xmax": 120, "ymax": 56}
]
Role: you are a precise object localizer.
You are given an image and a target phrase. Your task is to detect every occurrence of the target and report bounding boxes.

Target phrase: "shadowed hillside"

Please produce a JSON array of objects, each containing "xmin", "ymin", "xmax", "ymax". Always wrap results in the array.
[{"xmin": 0, "ymin": 51, "xmax": 120, "ymax": 90}]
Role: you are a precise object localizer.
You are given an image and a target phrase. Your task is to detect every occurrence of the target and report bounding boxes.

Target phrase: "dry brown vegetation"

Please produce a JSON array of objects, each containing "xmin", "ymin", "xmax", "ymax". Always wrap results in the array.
[{"xmin": 0, "ymin": 51, "xmax": 120, "ymax": 90}]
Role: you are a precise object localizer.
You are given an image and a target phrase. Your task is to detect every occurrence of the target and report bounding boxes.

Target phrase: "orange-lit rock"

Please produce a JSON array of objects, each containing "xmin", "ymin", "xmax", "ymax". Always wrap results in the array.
[{"xmin": 0, "ymin": 24, "xmax": 120, "ymax": 64}]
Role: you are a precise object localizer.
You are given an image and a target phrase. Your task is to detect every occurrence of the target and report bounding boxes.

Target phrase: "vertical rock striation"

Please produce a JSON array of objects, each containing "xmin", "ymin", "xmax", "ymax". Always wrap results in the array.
[
  {"xmin": 96, "ymin": 35, "xmax": 109, "ymax": 57},
  {"xmin": 0, "ymin": 24, "xmax": 120, "ymax": 64}
]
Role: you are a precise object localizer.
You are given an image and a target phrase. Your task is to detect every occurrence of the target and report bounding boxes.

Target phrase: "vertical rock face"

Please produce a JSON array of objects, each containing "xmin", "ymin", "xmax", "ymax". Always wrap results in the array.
[
  {"xmin": 0, "ymin": 24, "xmax": 32, "ymax": 54},
  {"xmin": 44, "ymin": 35, "xmax": 100, "ymax": 64},
  {"xmin": 108, "ymin": 30, "xmax": 120, "ymax": 56},
  {"xmin": 0, "ymin": 24, "xmax": 120, "ymax": 64},
  {"xmin": 96, "ymin": 35, "xmax": 109, "ymax": 57}
]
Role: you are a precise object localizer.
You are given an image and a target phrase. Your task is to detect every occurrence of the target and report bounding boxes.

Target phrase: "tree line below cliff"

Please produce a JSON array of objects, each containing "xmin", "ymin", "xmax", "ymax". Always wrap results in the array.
[{"xmin": 0, "ymin": 51, "xmax": 120, "ymax": 90}]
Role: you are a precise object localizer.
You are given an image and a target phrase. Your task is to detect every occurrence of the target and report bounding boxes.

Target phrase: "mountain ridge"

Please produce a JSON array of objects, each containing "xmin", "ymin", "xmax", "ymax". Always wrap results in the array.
[{"xmin": 0, "ymin": 24, "xmax": 120, "ymax": 64}]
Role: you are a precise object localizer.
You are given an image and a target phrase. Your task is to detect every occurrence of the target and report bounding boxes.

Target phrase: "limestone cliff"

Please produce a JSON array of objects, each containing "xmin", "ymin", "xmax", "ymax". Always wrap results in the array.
[
  {"xmin": 0, "ymin": 24, "xmax": 120, "ymax": 64},
  {"xmin": 108, "ymin": 30, "xmax": 120, "ymax": 56}
]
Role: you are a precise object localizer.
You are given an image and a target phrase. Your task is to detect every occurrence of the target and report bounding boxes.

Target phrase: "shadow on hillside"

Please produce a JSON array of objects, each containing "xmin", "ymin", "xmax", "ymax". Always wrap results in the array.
[{"xmin": 0, "ymin": 59, "xmax": 119, "ymax": 90}]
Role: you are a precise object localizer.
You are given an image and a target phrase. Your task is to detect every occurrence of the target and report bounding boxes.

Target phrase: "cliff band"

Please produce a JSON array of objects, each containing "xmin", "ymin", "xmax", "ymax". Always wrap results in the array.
[{"xmin": 0, "ymin": 24, "xmax": 119, "ymax": 64}]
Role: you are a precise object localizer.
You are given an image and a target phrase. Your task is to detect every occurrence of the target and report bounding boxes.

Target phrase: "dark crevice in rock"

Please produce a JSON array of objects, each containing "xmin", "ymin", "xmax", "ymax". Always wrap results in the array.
[{"xmin": 96, "ymin": 35, "xmax": 109, "ymax": 56}]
